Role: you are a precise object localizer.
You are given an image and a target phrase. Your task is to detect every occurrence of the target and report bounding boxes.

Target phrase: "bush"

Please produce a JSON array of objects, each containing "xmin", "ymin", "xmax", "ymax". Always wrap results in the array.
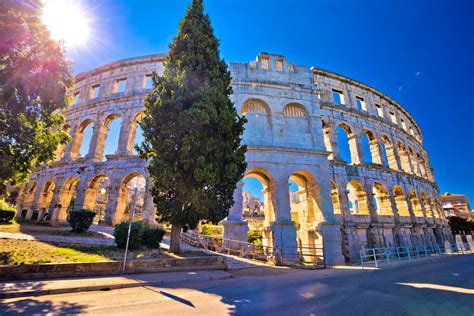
[
  {"xmin": 248, "ymin": 228, "xmax": 263, "ymax": 245},
  {"xmin": 201, "ymin": 224, "xmax": 223, "ymax": 236},
  {"xmin": 142, "ymin": 225, "xmax": 166, "ymax": 249},
  {"xmin": 68, "ymin": 209, "xmax": 96, "ymax": 233},
  {"xmin": 0, "ymin": 198, "xmax": 16, "ymax": 223},
  {"xmin": 114, "ymin": 221, "xmax": 143, "ymax": 250}
]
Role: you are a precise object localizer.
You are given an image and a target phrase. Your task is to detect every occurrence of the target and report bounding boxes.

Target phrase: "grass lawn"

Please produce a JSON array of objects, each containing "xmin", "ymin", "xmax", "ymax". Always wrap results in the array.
[
  {"xmin": 0, "ymin": 221, "xmax": 106, "ymax": 239},
  {"xmin": 0, "ymin": 239, "xmax": 208, "ymax": 265}
]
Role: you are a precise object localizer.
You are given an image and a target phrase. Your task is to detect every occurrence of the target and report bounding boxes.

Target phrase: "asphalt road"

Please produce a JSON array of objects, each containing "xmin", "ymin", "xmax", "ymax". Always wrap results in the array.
[{"xmin": 2, "ymin": 255, "xmax": 473, "ymax": 315}]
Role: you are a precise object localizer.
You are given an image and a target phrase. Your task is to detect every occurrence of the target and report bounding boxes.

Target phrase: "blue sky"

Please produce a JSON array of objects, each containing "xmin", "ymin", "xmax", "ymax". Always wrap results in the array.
[{"xmin": 71, "ymin": 0, "xmax": 473, "ymax": 203}]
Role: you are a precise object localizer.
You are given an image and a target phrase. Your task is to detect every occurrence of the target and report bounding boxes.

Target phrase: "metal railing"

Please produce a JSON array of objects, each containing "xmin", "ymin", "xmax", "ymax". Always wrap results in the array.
[
  {"xmin": 181, "ymin": 232, "xmax": 324, "ymax": 266},
  {"xmin": 359, "ymin": 242, "xmax": 472, "ymax": 268}
]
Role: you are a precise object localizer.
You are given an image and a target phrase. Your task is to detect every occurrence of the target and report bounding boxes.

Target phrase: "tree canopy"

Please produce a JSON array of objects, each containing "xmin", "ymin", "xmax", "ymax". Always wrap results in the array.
[
  {"xmin": 0, "ymin": 0, "xmax": 73, "ymax": 195},
  {"xmin": 138, "ymin": 0, "xmax": 247, "ymax": 252}
]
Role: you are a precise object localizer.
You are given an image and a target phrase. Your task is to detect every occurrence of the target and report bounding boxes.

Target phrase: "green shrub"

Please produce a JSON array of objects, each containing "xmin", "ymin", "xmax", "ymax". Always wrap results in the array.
[
  {"xmin": 201, "ymin": 224, "xmax": 223, "ymax": 236},
  {"xmin": 114, "ymin": 221, "xmax": 143, "ymax": 250},
  {"xmin": 142, "ymin": 226, "xmax": 166, "ymax": 249},
  {"xmin": 247, "ymin": 228, "xmax": 263, "ymax": 245},
  {"xmin": 0, "ymin": 198, "xmax": 16, "ymax": 223},
  {"xmin": 68, "ymin": 209, "xmax": 96, "ymax": 233}
]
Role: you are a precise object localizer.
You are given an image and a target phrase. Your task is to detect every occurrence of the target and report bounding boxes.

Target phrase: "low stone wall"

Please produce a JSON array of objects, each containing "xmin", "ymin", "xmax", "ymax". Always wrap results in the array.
[{"xmin": 0, "ymin": 256, "xmax": 227, "ymax": 281}]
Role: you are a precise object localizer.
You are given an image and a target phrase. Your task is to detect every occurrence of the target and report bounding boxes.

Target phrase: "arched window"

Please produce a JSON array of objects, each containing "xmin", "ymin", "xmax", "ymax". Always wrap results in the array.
[
  {"xmin": 336, "ymin": 124, "xmax": 352, "ymax": 163},
  {"xmin": 346, "ymin": 180, "xmax": 369, "ymax": 215},
  {"xmin": 393, "ymin": 186, "xmax": 410, "ymax": 216},
  {"xmin": 283, "ymin": 103, "xmax": 307, "ymax": 117},
  {"xmin": 78, "ymin": 121, "xmax": 94, "ymax": 158},
  {"xmin": 241, "ymin": 99, "xmax": 272, "ymax": 145},
  {"xmin": 103, "ymin": 116, "xmax": 123, "ymax": 157},
  {"xmin": 283, "ymin": 103, "xmax": 310, "ymax": 135},
  {"xmin": 373, "ymin": 183, "xmax": 392, "ymax": 216},
  {"xmin": 360, "ymin": 132, "xmax": 372, "ymax": 163}
]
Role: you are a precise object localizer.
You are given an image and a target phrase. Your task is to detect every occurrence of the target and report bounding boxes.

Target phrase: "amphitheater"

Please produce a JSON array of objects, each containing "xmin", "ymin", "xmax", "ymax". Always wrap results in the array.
[{"xmin": 16, "ymin": 52, "xmax": 452, "ymax": 265}]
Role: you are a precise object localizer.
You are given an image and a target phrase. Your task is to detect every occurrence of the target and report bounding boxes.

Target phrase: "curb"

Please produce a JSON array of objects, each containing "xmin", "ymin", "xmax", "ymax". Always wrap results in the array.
[{"xmin": 0, "ymin": 273, "xmax": 232, "ymax": 299}]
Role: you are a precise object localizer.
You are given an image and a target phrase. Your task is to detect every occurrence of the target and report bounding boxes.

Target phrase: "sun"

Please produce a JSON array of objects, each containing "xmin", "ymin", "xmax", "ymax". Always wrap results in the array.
[{"xmin": 42, "ymin": 0, "xmax": 91, "ymax": 47}]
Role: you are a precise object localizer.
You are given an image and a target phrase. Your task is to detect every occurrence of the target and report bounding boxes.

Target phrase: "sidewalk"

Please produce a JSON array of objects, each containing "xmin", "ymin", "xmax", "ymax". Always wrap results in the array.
[{"xmin": 0, "ymin": 269, "xmax": 232, "ymax": 299}]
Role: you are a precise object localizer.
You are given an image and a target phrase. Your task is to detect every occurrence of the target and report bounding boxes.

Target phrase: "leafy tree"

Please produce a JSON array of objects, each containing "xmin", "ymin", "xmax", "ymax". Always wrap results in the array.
[
  {"xmin": 0, "ymin": 0, "xmax": 73, "ymax": 194},
  {"xmin": 448, "ymin": 216, "xmax": 473, "ymax": 234},
  {"xmin": 138, "ymin": 0, "xmax": 247, "ymax": 252}
]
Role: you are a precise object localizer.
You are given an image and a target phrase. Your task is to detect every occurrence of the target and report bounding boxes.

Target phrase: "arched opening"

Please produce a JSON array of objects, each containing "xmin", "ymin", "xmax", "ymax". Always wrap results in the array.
[
  {"xmin": 241, "ymin": 99, "xmax": 272, "ymax": 145},
  {"xmin": 283, "ymin": 103, "xmax": 310, "ymax": 134},
  {"xmin": 116, "ymin": 173, "xmax": 147, "ymax": 223},
  {"xmin": 289, "ymin": 171, "xmax": 323, "ymax": 264},
  {"xmin": 421, "ymin": 193, "xmax": 433, "ymax": 218},
  {"xmin": 346, "ymin": 180, "xmax": 369, "ymax": 215},
  {"xmin": 360, "ymin": 132, "xmax": 372, "ymax": 163},
  {"xmin": 336, "ymin": 124, "xmax": 352, "ymax": 163},
  {"xmin": 417, "ymin": 154, "xmax": 428, "ymax": 178},
  {"xmin": 396, "ymin": 141, "xmax": 412, "ymax": 174},
  {"xmin": 37, "ymin": 180, "xmax": 56, "ymax": 220},
  {"xmin": 243, "ymin": 169, "xmax": 274, "ymax": 248},
  {"xmin": 393, "ymin": 186, "xmax": 410, "ymax": 216},
  {"xmin": 21, "ymin": 181, "xmax": 37, "ymax": 219},
  {"xmin": 373, "ymin": 183, "xmax": 392, "ymax": 216},
  {"xmin": 321, "ymin": 120, "xmax": 334, "ymax": 160},
  {"xmin": 57, "ymin": 177, "xmax": 80, "ymax": 221},
  {"xmin": 330, "ymin": 180, "xmax": 342, "ymax": 215},
  {"xmin": 83, "ymin": 175, "xmax": 110, "ymax": 223},
  {"xmin": 380, "ymin": 136, "xmax": 395, "ymax": 169},
  {"xmin": 132, "ymin": 112, "xmax": 145, "ymax": 155},
  {"xmin": 78, "ymin": 121, "xmax": 94, "ymax": 158},
  {"xmin": 408, "ymin": 147, "xmax": 420, "ymax": 176},
  {"xmin": 409, "ymin": 190, "xmax": 424, "ymax": 217},
  {"xmin": 103, "ymin": 115, "xmax": 123, "ymax": 157}
]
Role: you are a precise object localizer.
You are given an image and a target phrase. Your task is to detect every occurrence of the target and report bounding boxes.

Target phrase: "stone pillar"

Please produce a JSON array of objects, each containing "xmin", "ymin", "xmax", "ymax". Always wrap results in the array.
[
  {"xmin": 270, "ymin": 179, "xmax": 298, "ymax": 262},
  {"xmin": 104, "ymin": 185, "xmax": 121, "ymax": 226},
  {"xmin": 61, "ymin": 127, "xmax": 77, "ymax": 161},
  {"xmin": 326, "ymin": 123, "xmax": 341, "ymax": 160},
  {"xmin": 87, "ymin": 123, "xmax": 107, "ymax": 161},
  {"xmin": 223, "ymin": 181, "xmax": 249, "ymax": 242},
  {"xmin": 364, "ymin": 183, "xmax": 378, "ymax": 222},
  {"xmin": 25, "ymin": 187, "xmax": 42, "ymax": 220},
  {"xmin": 141, "ymin": 187, "xmax": 156, "ymax": 225},
  {"xmin": 116, "ymin": 117, "xmax": 134, "ymax": 156},
  {"xmin": 348, "ymin": 133, "xmax": 364, "ymax": 164},
  {"xmin": 66, "ymin": 127, "xmax": 84, "ymax": 161},
  {"xmin": 370, "ymin": 140, "xmax": 386, "ymax": 165}
]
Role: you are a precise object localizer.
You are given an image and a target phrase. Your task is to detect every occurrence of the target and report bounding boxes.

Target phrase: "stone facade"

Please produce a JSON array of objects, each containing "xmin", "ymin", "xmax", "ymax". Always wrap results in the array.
[{"xmin": 16, "ymin": 53, "xmax": 451, "ymax": 265}]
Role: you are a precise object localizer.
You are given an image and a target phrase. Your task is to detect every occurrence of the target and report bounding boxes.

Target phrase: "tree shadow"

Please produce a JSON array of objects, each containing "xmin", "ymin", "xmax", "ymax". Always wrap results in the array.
[{"xmin": 0, "ymin": 299, "xmax": 87, "ymax": 315}]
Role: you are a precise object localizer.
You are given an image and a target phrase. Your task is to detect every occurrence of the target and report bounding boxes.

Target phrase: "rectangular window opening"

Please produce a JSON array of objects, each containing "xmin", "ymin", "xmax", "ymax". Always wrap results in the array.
[
  {"xmin": 276, "ymin": 59, "xmax": 284, "ymax": 71},
  {"xmin": 389, "ymin": 111, "xmax": 397, "ymax": 124},
  {"xmin": 401, "ymin": 118, "xmax": 407, "ymax": 130},
  {"xmin": 144, "ymin": 74, "xmax": 153, "ymax": 89},
  {"xmin": 115, "ymin": 78, "xmax": 127, "ymax": 93},
  {"xmin": 356, "ymin": 97, "xmax": 367, "ymax": 111},
  {"xmin": 90, "ymin": 84, "xmax": 100, "ymax": 99},
  {"xmin": 332, "ymin": 89, "xmax": 345, "ymax": 105},
  {"xmin": 261, "ymin": 56, "xmax": 269, "ymax": 70},
  {"xmin": 375, "ymin": 104, "xmax": 384, "ymax": 117}
]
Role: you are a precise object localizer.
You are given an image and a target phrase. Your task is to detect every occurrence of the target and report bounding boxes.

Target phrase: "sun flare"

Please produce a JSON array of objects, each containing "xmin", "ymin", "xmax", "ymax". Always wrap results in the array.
[{"xmin": 42, "ymin": 0, "xmax": 91, "ymax": 47}]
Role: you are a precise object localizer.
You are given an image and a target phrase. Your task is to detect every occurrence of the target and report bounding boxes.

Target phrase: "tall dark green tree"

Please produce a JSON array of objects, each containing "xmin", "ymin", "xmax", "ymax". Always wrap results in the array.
[
  {"xmin": 138, "ymin": 0, "xmax": 247, "ymax": 252},
  {"xmin": 0, "ymin": 0, "xmax": 73, "ymax": 195}
]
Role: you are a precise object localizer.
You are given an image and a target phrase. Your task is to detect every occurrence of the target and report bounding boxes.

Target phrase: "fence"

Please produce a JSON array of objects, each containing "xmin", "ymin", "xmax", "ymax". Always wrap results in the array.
[
  {"xmin": 359, "ymin": 242, "xmax": 473, "ymax": 268},
  {"xmin": 181, "ymin": 232, "xmax": 324, "ymax": 266}
]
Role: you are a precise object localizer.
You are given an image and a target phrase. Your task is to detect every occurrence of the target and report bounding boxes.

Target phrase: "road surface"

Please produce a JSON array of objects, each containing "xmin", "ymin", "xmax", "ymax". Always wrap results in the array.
[{"xmin": 1, "ymin": 255, "xmax": 473, "ymax": 315}]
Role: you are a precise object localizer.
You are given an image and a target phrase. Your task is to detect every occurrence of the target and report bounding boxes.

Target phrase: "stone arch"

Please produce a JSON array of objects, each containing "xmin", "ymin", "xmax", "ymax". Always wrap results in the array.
[
  {"xmin": 409, "ymin": 189, "xmax": 424, "ymax": 217},
  {"xmin": 346, "ymin": 180, "xmax": 369, "ymax": 215},
  {"xmin": 321, "ymin": 119, "xmax": 337, "ymax": 160},
  {"xmin": 417, "ymin": 154, "xmax": 428, "ymax": 179},
  {"xmin": 420, "ymin": 192, "xmax": 433, "ymax": 218},
  {"xmin": 372, "ymin": 182, "xmax": 392, "ymax": 216},
  {"xmin": 380, "ymin": 135, "xmax": 397, "ymax": 169},
  {"xmin": 82, "ymin": 174, "xmax": 110, "ymax": 222},
  {"xmin": 102, "ymin": 113, "xmax": 123, "ymax": 158},
  {"xmin": 128, "ymin": 111, "xmax": 145, "ymax": 155},
  {"xmin": 70, "ymin": 119, "xmax": 94, "ymax": 160},
  {"xmin": 241, "ymin": 99, "xmax": 272, "ymax": 145},
  {"xmin": 289, "ymin": 170, "xmax": 323, "ymax": 264},
  {"xmin": 336, "ymin": 123, "xmax": 353, "ymax": 163},
  {"xmin": 283, "ymin": 103, "xmax": 310, "ymax": 134},
  {"xmin": 396, "ymin": 141, "xmax": 412, "ymax": 174},
  {"xmin": 393, "ymin": 186, "xmax": 410, "ymax": 216},
  {"xmin": 407, "ymin": 146, "xmax": 420, "ymax": 176},
  {"xmin": 57, "ymin": 176, "xmax": 80, "ymax": 221},
  {"xmin": 37, "ymin": 179, "xmax": 56, "ymax": 211},
  {"xmin": 112, "ymin": 172, "xmax": 147, "ymax": 224},
  {"xmin": 361, "ymin": 129, "xmax": 383, "ymax": 164},
  {"xmin": 243, "ymin": 168, "xmax": 275, "ymax": 248},
  {"xmin": 22, "ymin": 181, "xmax": 38, "ymax": 212},
  {"xmin": 330, "ymin": 180, "xmax": 342, "ymax": 215}
]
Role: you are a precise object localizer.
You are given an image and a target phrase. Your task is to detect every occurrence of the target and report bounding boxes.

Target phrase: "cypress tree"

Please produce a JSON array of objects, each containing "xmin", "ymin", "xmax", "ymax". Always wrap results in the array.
[{"xmin": 138, "ymin": 0, "xmax": 247, "ymax": 252}]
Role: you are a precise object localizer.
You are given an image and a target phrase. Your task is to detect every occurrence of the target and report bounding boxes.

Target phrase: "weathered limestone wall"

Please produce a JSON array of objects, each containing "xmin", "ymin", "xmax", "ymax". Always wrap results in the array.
[{"xmin": 17, "ymin": 53, "xmax": 450, "ymax": 265}]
